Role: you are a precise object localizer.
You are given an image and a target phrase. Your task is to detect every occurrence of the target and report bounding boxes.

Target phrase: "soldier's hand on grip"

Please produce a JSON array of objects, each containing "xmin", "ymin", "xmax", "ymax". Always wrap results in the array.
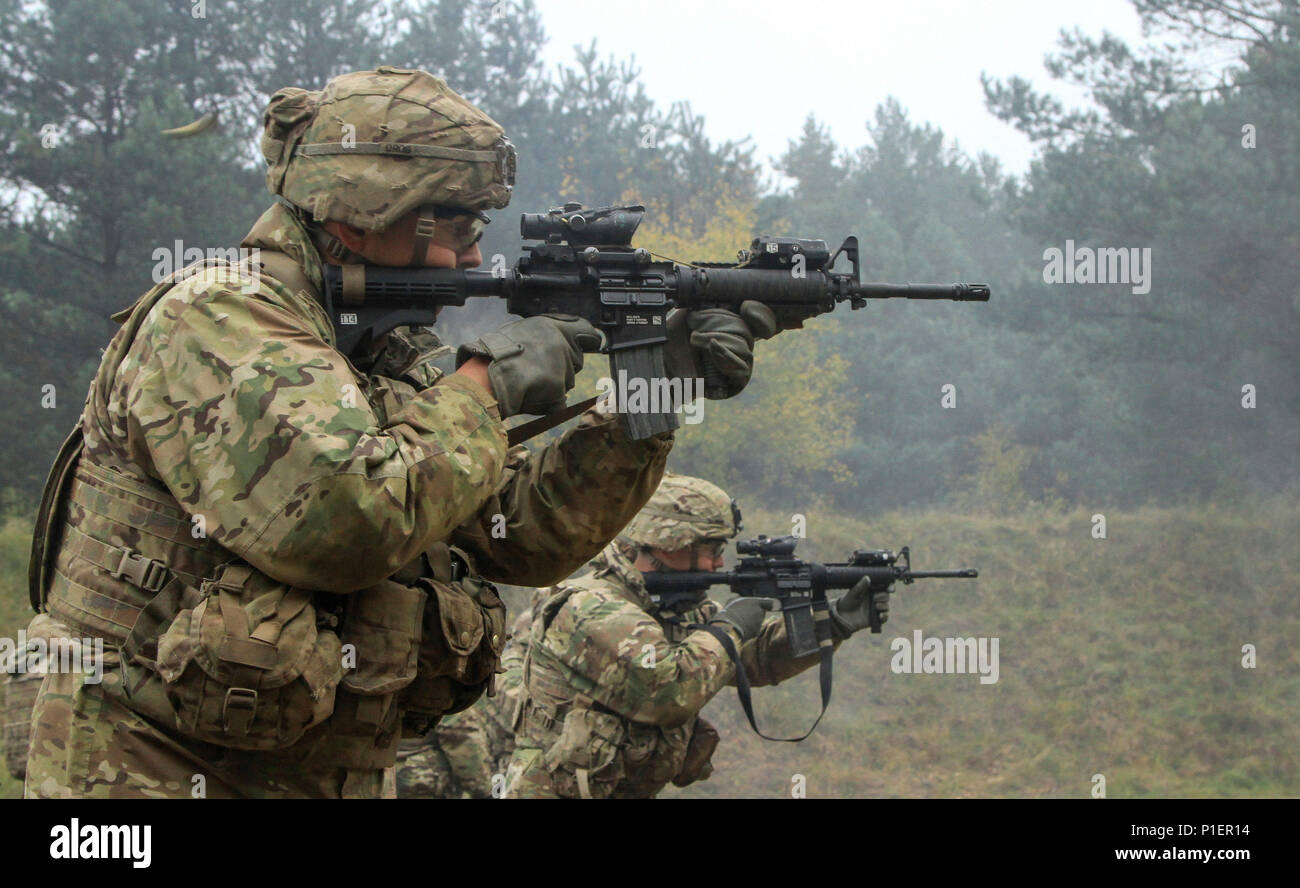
[
  {"xmin": 457, "ymin": 314, "xmax": 602, "ymax": 418},
  {"xmin": 829, "ymin": 577, "xmax": 889, "ymax": 639},
  {"xmin": 708, "ymin": 596, "xmax": 775, "ymax": 643},
  {"xmin": 740, "ymin": 300, "xmax": 807, "ymax": 336},
  {"xmin": 737, "ymin": 300, "xmax": 779, "ymax": 339},
  {"xmin": 663, "ymin": 307, "xmax": 766, "ymax": 400}
]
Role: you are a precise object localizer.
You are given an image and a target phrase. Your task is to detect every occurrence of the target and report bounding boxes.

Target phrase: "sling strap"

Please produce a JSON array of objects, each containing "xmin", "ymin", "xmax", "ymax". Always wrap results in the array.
[
  {"xmin": 679, "ymin": 591, "xmax": 835, "ymax": 743},
  {"xmin": 506, "ymin": 396, "xmax": 599, "ymax": 447}
]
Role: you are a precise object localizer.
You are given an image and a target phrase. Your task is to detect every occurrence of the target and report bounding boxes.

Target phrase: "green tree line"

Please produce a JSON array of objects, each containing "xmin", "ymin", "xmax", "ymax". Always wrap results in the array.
[{"xmin": 0, "ymin": 0, "xmax": 1295, "ymax": 521}]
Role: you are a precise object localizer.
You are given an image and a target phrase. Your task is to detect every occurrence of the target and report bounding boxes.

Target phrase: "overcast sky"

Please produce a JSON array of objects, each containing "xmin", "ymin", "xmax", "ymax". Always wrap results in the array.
[{"xmin": 531, "ymin": 0, "xmax": 1153, "ymax": 178}]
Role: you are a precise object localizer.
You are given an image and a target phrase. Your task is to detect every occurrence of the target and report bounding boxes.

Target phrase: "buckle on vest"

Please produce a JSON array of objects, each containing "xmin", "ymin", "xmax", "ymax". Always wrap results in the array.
[
  {"xmin": 223, "ymin": 687, "xmax": 258, "ymax": 736},
  {"xmin": 110, "ymin": 547, "xmax": 169, "ymax": 593},
  {"xmin": 523, "ymin": 699, "xmax": 556, "ymax": 732}
]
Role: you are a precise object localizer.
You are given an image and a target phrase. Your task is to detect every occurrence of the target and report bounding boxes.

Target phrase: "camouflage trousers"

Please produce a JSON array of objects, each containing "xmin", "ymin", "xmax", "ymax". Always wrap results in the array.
[
  {"xmin": 25, "ymin": 661, "xmax": 384, "ymax": 799},
  {"xmin": 502, "ymin": 746, "xmax": 562, "ymax": 798},
  {"xmin": 3, "ymin": 670, "xmax": 42, "ymax": 780},
  {"xmin": 395, "ymin": 706, "xmax": 510, "ymax": 799},
  {"xmin": 502, "ymin": 744, "xmax": 682, "ymax": 799}
]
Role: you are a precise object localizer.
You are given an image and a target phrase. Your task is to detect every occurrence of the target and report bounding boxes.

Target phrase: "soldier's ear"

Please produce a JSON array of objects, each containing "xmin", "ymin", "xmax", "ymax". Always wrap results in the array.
[{"xmin": 329, "ymin": 222, "xmax": 368, "ymax": 251}]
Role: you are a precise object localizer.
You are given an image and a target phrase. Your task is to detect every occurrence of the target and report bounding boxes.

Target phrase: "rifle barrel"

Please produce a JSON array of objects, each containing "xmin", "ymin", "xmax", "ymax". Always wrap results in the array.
[
  {"xmin": 854, "ymin": 282, "xmax": 990, "ymax": 301},
  {"xmin": 822, "ymin": 566, "xmax": 978, "ymax": 586}
]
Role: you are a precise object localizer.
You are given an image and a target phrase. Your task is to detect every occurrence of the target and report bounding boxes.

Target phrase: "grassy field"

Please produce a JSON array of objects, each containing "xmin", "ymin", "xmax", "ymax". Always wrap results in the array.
[
  {"xmin": 662, "ymin": 497, "xmax": 1299, "ymax": 798},
  {"xmin": 2, "ymin": 497, "xmax": 1296, "ymax": 799}
]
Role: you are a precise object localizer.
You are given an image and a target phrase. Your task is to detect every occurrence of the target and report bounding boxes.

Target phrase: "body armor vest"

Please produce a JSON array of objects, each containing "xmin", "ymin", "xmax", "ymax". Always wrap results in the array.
[
  {"xmin": 518, "ymin": 582, "xmax": 717, "ymax": 798},
  {"xmin": 27, "ymin": 256, "xmax": 505, "ymax": 770}
]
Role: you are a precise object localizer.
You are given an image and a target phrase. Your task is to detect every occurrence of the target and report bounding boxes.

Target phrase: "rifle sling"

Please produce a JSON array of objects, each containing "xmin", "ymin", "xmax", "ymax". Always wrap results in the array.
[
  {"xmin": 506, "ymin": 396, "xmax": 599, "ymax": 447},
  {"xmin": 681, "ymin": 594, "xmax": 834, "ymax": 743}
]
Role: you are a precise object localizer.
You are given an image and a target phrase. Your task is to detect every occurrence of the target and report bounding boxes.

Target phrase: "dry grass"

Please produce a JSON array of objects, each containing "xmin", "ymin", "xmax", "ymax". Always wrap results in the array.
[
  {"xmin": 2, "ymin": 497, "xmax": 1295, "ymax": 799},
  {"xmin": 661, "ymin": 497, "xmax": 1299, "ymax": 798}
]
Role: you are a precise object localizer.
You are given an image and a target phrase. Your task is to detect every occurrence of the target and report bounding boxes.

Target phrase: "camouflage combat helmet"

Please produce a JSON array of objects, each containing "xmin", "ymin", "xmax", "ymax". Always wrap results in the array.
[
  {"xmin": 620, "ymin": 473, "xmax": 742, "ymax": 551},
  {"xmin": 259, "ymin": 66, "xmax": 516, "ymax": 258}
]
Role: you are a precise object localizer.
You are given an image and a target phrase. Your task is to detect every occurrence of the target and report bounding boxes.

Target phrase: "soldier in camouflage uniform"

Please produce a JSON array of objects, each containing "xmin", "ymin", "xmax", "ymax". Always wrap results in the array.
[
  {"xmin": 395, "ymin": 606, "xmax": 532, "ymax": 798},
  {"xmin": 2, "ymin": 669, "xmax": 43, "ymax": 782},
  {"xmin": 504, "ymin": 473, "xmax": 887, "ymax": 799},
  {"xmin": 23, "ymin": 68, "xmax": 777, "ymax": 799}
]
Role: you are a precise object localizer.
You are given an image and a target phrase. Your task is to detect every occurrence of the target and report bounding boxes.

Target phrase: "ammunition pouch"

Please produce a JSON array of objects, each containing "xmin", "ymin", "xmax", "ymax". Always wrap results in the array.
[
  {"xmin": 534, "ymin": 707, "xmax": 716, "ymax": 797},
  {"xmin": 541, "ymin": 700, "xmax": 626, "ymax": 800},
  {"xmin": 671, "ymin": 716, "xmax": 719, "ymax": 787},
  {"xmin": 615, "ymin": 718, "xmax": 707, "ymax": 794},
  {"xmin": 147, "ymin": 563, "xmax": 345, "ymax": 750},
  {"xmin": 326, "ymin": 579, "xmax": 424, "ymax": 742},
  {"xmin": 400, "ymin": 569, "xmax": 507, "ymax": 725}
]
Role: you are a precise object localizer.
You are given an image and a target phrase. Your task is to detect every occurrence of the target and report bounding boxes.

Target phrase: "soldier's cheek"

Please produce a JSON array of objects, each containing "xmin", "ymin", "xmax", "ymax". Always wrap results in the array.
[
  {"xmin": 423, "ymin": 242, "xmax": 462, "ymax": 269},
  {"xmin": 456, "ymin": 244, "xmax": 482, "ymax": 269}
]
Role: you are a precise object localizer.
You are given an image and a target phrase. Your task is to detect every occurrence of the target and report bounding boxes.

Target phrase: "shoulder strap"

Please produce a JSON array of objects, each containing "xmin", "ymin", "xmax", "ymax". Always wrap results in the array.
[
  {"xmin": 27, "ymin": 425, "xmax": 85, "ymax": 612},
  {"xmin": 254, "ymin": 250, "xmax": 318, "ymax": 304},
  {"xmin": 536, "ymin": 584, "xmax": 582, "ymax": 636}
]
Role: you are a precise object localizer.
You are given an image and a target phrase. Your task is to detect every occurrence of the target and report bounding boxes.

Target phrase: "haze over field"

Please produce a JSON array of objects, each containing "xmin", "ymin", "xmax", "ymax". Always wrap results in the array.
[{"xmin": 0, "ymin": 0, "xmax": 1295, "ymax": 799}]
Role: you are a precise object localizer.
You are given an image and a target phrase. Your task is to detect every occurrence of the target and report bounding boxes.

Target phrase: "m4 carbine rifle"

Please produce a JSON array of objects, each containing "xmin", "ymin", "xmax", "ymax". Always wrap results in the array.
[
  {"xmin": 321, "ymin": 203, "xmax": 991, "ymax": 440},
  {"xmin": 642, "ymin": 534, "xmax": 978, "ymax": 741},
  {"xmin": 644, "ymin": 534, "xmax": 978, "ymax": 658}
]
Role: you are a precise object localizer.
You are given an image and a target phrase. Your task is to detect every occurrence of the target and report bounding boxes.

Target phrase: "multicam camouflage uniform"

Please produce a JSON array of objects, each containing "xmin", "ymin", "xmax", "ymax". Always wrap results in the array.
[
  {"xmin": 505, "ymin": 474, "xmax": 828, "ymax": 799},
  {"xmin": 395, "ymin": 607, "xmax": 532, "ymax": 798},
  {"xmin": 24, "ymin": 68, "xmax": 671, "ymax": 799},
  {"xmin": 2, "ymin": 669, "xmax": 43, "ymax": 781}
]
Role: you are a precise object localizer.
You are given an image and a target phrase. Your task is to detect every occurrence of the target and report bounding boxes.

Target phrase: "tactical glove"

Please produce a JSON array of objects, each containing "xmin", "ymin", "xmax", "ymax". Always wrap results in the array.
[
  {"xmin": 828, "ymin": 577, "xmax": 891, "ymax": 639},
  {"xmin": 457, "ymin": 315, "xmax": 602, "ymax": 418},
  {"xmin": 662, "ymin": 301, "xmax": 778, "ymax": 399},
  {"xmin": 708, "ymin": 596, "xmax": 775, "ymax": 643}
]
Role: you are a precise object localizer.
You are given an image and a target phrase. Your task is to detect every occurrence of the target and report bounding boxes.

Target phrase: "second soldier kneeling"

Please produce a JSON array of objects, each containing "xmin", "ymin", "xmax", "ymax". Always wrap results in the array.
[{"xmin": 504, "ymin": 473, "xmax": 882, "ymax": 799}]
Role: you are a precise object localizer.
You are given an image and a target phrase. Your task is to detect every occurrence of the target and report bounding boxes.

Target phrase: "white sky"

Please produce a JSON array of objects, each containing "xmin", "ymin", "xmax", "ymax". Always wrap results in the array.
[{"xmin": 532, "ymin": 0, "xmax": 1154, "ymax": 178}]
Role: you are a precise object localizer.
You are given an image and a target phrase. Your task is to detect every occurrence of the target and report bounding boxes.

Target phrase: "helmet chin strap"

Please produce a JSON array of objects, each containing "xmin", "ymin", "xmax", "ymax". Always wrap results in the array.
[
  {"xmin": 408, "ymin": 205, "xmax": 438, "ymax": 267},
  {"xmin": 279, "ymin": 198, "xmax": 367, "ymax": 265},
  {"xmin": 305, "ymin": 221, "xmax": 368, "ymax": 266},
  {"xmin": 643, "ymin": 548, "xmax": 671, "ymax": 573},
  {"xmin": 296, "ymin": 202, "xmax": 451, "ymax": 269}
]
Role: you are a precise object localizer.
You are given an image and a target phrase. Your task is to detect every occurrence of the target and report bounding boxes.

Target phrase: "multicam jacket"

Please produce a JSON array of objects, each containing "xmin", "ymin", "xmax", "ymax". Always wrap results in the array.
[
  {"xmin": 30, "ymin": 202, "xmax": 672, "ymax": 790},
  {"xmin": 506, "ymin": 543, "xmax": 826, "ymax": 798},
  {"xmin": 82, "ymin": 202, "xmax": 669, "ymax": 590}
]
